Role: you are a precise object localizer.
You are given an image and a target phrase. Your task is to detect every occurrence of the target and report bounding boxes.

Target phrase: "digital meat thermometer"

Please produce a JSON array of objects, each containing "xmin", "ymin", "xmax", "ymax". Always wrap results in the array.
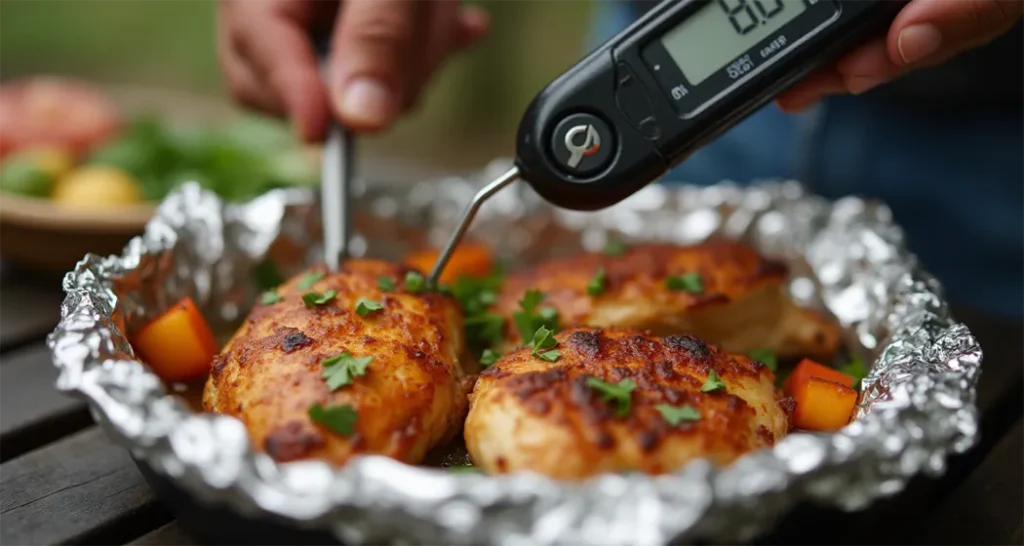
[{"xmin": 428, "ymin": 0, "xmax": 902, "ymax": 285}]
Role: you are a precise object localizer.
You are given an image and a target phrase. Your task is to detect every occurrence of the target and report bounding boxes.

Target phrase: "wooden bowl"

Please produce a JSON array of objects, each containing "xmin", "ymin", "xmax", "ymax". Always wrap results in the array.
[{"xmin": 0, "ymin": 83, "xmax": 237, "ymax": 273}]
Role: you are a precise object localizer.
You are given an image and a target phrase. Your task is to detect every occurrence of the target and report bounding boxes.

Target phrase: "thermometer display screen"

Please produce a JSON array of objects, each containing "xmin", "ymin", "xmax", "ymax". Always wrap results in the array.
[{"xmin": 662, "ymin": 0, "xmax": 814, "ymax": 85}]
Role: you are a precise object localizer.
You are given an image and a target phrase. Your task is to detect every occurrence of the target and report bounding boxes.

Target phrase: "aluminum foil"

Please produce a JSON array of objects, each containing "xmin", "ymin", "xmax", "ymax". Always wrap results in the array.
[{"xmin": 47, "ymin": 158, "xmax": 982, "ymax": 545}]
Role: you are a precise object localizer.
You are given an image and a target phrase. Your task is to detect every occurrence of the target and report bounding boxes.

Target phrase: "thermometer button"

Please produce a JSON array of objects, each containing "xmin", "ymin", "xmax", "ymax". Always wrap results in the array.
[{"xmin": 549, "ymin": 112, "xmax": 615, "ymax": 177}]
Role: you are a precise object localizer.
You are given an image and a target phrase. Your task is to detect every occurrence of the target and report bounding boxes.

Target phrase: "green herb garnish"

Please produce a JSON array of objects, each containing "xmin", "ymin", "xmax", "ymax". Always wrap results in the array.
[
  {"xmin": 701, "ymin": 369, "xmax": 726, "ymax": 393},
  {"xmin": 302, "ymin": 289, "xmax": 338, "ymax": 308},
  {"xmin": 512, "ymin": 289, "xmax": 559, "ymax": 342},
  {"xmin": 308, "ymin": 403, "xmax": 358, "ymax": 436},
  {"xmin": 404, "ymin": 271, "xmax": 426, "ymax": 294},
  {"xmin": 839, "ymin": 355, "xmax": 869, "ymax": 390},
  {"xmin": 479, "ymin": 348, "xmax": 501, "ymax": 368},
  {"xmin": 260, "ymin": 290, "xmax": 282, "ymax": 305},
  {"xmin": 587, "ymin": 267, "xmax": 607, "ymax": 297},
  {"xmin": 528, "ymin": 325, "xmax": 562, "ymax": 362},
  {"xmin": 321, "ymin": 352, "xmax": 373, "ymax": 391},
  {"xmin": 748, "ymin": 348, "xmax": 777, "ymax": 372},
  {"xmin": 666, "ymin": 273, "xmax": 704, "ymax": 294},
  {"xmin": 450, "ymin": 272, "xmax": 507, "ymax": 355},
  {"xmin": 586, "ymin": 377, "xmax": 636, "ymax": 417},
  {"xmin": 656, "ymin": 404, "xmax": 701, "ymax": 425},
  {"xmin": 378, "ymin": 276, "xmax": 396, "ymax": 291},
  {"xmin": 355, "ymin": 298, "xmax": 384, "ymax": 317},
  {"xmin": 603, "ymin": 240, "xmax": 628, "ymax": 256},
  {"xmin": 298, "ymin": 271, "xmax": 325, "ymax": 290},
  {"xmin": 537, "ymin": 349, "xmax": 561, "ymax": 362}
]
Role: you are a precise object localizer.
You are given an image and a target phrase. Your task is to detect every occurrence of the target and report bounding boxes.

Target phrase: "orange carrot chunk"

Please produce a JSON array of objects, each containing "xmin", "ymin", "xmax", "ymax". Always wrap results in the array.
[
  {"xmin": 404, "ymin": 242, "xmax": 494, "ymax": 285},
  {"xmin": 131, "ymin": 296, "xmax": 218, "ymax": 383},
  {"xmin": 784, "ymin": 358, "xmax": 855, "ymax": 396},
  {"xmin": 790, "ymin": 376, "xmax": 858, "ymax": 431}
]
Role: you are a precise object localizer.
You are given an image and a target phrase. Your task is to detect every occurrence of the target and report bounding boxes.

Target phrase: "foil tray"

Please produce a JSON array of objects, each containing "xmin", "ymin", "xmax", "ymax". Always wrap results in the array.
[{"xmin": 47, "ymin": 158, "xmax": 982, "ymax": 545}]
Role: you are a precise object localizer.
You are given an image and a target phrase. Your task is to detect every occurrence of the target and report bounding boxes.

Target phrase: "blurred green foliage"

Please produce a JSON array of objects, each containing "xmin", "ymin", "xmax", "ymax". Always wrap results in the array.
[{"xmin": 0, "ymin": 0, "xmax": 596, "ymax": 170}]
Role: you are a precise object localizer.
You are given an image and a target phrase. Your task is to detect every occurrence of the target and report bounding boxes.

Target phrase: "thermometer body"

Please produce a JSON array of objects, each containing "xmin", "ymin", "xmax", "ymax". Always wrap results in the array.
[{"xmin": 514, "ymin": 0, "xmax": 902, "ymax": 211}]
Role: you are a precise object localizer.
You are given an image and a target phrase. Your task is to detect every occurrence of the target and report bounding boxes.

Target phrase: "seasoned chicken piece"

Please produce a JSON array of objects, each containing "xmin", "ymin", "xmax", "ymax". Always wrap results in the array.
[
  {"xmin": 465, "ymin": 328, "xmax": 791, "ymax": 479},
  {"xmin": 203, "ymin": 259, "xmax": 475, "ymax": 466},
  {"xmin": 493, "ymin": 240, "xmax": 839, "ymax": 360}
]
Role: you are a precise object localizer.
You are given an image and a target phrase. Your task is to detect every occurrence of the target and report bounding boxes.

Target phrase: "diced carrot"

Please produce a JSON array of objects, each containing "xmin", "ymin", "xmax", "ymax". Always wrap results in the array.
[
  {"xmin": 131, "ymin": 296, "xmax": 219, "ymax": 383},
  {"xmin": 404, "ymin": 242, "xmax": 494, "ymax": 285},
  {"xmin": 790, "ymin": 376, "xmax": 858, "ymax": 431},
  {"xmin": 783, "ymin": 358, "xmax": 855, "ymax": 396}
]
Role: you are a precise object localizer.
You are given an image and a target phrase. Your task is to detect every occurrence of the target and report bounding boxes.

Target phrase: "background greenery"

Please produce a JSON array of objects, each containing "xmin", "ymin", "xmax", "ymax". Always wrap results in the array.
[{"xmin": 0, "ymin": 0, "xmax": 597, "ymax": 172}]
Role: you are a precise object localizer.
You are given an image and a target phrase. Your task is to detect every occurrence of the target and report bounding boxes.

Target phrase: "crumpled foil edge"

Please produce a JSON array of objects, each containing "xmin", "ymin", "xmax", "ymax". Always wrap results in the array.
[{"xmin": 47, "ymin": 159, "xmax": 982, "ymax": 545}]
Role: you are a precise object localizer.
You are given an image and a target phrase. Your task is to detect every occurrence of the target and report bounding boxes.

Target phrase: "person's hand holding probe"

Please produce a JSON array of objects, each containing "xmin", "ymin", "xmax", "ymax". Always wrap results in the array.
[
  {"xmin": 776, "ymin": 0, "xmax": 1023, "ymax": 112},
  {"xmin": 217, "ymin": 0, "xmax": 490, "ymax": 142}
]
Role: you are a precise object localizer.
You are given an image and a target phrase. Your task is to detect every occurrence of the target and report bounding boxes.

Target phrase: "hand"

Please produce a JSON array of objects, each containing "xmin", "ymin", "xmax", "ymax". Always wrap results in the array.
[
  {"xmin": 217, "ymin": 0, "xmax": 489, "ymax": 141},
  {"xmin": 776, "ymin": 0, "xmax": 1023, "ymax": 112}
]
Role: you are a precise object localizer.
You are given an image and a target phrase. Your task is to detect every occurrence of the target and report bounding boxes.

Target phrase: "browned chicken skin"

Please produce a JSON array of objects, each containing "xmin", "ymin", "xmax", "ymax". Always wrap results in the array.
[
  {"xmin": 203, "ymin": 259, "xmax": 475, "ymax": 466},
  {"xmin": 493, "ymin": 240, "xmax": 839, "ymax": 360},
  {"xmin": 465, "ymin": 328, "xmax": 792, "ymax": 479}
]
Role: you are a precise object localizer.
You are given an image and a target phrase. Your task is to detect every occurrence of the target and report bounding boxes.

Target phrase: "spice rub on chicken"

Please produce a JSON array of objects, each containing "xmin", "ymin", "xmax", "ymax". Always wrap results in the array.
[
  {"xmin": 203, "ymin": 260, "xmax": 475, "ymax": 466},
  {"xmin": 493, "ymin": 240, "xmax": 839, "ymax": 361},
  {"xmin": 464, "ymin": 328, "xmax": 791, "ymax": 480}
]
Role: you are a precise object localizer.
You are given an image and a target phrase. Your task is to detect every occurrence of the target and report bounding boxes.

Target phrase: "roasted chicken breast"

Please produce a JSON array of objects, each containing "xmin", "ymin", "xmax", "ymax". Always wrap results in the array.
[
  {"xmin": 465, "ymin": 328, "xmax": 792, "ymax": 479},
  {"xmin": 493, "ymin": 241, "xmax": 839, "ymax": 360},
  {"xmin": 203, "ymin": 259, "xmax": 475, "ymax": 466}
]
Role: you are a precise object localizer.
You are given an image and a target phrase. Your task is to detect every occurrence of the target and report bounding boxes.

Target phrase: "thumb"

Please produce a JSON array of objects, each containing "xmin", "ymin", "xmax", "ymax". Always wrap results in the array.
[{"xmin": 889, "ymin": 0, "xmax": 1023, "ymax": 66}]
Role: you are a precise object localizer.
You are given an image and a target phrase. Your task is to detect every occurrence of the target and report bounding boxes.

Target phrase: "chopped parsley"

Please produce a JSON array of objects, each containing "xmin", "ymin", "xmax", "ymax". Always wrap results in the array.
[
  {"xmin": 450, "ymin": 273, "xmax": 506, "ymax": 355},
  {"xmin": 586, "ymin": 377, "xmax": 636, "ymax": 417},
  {"xmin": 656, "ymin": 404, "xmax": 701, "ymax": 425},
  {"xmin": 355, "ymin": 298, "xmax": 384, "ymax": 317},
  {"xmin": 404, "ymin": 271, "xmax": 427, "ymax": 294},
  {"xmin": 839, "ymin": 355, "xmax": 869, "ymax": 389},
  {"xmin": 302, "ymin": 289, "xmax": 337, "ymax": 308},
  {"xmin": 603, "ymin": 240, "xmax": 628, "ymax": 256},
  {"xmin": 253, "ymin": 259, "xmax": 284, "ymax": 290},
  {"xmin": 701, "ymin": 369, "xmax": 726, "ymax": 393},
  {"xmin": 529, "ymin": 325, "xmax": 561, "ymax": 362},
  {"xmin": 321, "ymin": 352, "xmax": 373, "ymax": 390},
  {"xmin": 479, "ymin": 348, "xmax": 501, "ymax": 368},
  {"xmin": 298, "ymin": 271, "xmax": 325, "ymax": 290},
  {"xmin": 587, "ymin": 267, "xmax": 607, "ymax": 297},
  {"xmin": 512, "ymin": 289, "xmax": 559, "ymax": 343},
  {"xmin": 748, "ymin": 348, "xmax": 777, "ymax": 372},
  {"xmin": 666, "ymin": 273, "xmax": 704, "ymax": 294},
  {"xmin": 308, "ymin": 403, "xmax": 358, "ymax": 436},
  {"xmin": 378, "ymin": 275, "xmax": 396, "ymax": 291},
  {"xmin": 260, "ymin": 290, "xmax": 282, "ymax": 305}
]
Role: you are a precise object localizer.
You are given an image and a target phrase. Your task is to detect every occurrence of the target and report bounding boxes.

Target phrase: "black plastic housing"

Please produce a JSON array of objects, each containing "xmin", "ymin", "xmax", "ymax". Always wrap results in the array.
[{"xmin": 514, "ymin": 0, "xmax": 903, "ymax": 211}]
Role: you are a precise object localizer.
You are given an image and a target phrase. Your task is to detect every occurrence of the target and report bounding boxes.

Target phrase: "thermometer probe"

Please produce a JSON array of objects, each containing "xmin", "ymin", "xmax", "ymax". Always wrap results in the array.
[{"xmin": 428, "ymin": 0, "xmax": 902, "ymax": 285}]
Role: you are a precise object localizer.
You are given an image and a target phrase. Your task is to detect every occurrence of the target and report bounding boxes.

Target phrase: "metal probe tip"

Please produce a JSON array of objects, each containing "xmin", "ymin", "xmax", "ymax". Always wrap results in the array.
[{"xmin": 428, "ymin": 166, "xmax": 520, "ymax": 287}]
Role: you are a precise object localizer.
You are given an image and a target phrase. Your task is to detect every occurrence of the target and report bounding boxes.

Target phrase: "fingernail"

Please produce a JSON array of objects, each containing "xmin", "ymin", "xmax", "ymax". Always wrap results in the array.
[
  {"xmin": 337, "ymin": 78, "xmax": 393, "ymax": 127},
  {"xmin": 847, "ymin": 75, "xmax": 885, "ymax": 95},
  {"xmin": 898, "ymin": 24, "xmax": 942, "ymax": 65}
]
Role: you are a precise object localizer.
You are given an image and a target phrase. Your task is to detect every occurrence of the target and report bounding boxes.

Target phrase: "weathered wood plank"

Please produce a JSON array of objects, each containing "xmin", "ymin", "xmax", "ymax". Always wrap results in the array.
[
  {"xmin": 0, "ymin": 344, "xmax": 91, "ymax": 462},
  {"xmin": 128, "ymin": 522, "xmax": 199, "ymax": 546},
  {"xmin": 0, "ymin": 427, "xmax": 170, "ymax": 545},
  {"xmin": 0, "ymin": 283, "xmax": 65, "ymax": 352},
  {"xmin": 918, "ymin": 418, "xmax": 1023, "ymax": 545}
]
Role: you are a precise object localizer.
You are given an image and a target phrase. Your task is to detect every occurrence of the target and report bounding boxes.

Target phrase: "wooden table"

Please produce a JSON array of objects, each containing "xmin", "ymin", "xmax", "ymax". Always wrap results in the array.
[{"xmin": 1, "ymin": 263, "xmax": 1020, "ymax": 545}]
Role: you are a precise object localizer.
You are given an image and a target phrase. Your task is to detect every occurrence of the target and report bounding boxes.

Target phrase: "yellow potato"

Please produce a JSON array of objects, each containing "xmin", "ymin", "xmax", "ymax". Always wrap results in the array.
[
  {"xmin": 23, "ymin": 146, "xmax": 75, "ymax": 181},
  {"xmin": 52, "ymin": 165, "xmax": 142, "ymax": 208}
]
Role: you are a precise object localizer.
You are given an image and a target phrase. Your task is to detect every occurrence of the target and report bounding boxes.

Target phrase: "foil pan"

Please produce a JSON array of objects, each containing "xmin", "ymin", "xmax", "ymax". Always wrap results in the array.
[{"xmin": 48, "ymin": 158, "xmax": 982, "ymax": 545}]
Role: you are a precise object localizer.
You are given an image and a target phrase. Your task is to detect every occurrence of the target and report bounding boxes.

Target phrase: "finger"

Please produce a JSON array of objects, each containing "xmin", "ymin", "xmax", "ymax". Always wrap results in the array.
[
  {"xmin": 402, "ymin": 0, "xmax": 460, "ymax": 111},
  {"xmin": 774, "ymin": 66, "xmax": 847, "ymax": 113},
  {"xmin": 217, "ymin": 13, "xmax": 285, "ymax": 116},
  {"xmin": 888, "ymin": 0, "xmax": 1023, "ymax": 67},
  {"xmin": 453, "ymin": 4, "xmax": 491, "ymax": 51},
  {"xmin": 233, "ymin": 3, "xmax": 331, "ymax": 142},
  {"xmin": 330, "ymin": 0, "xmax": 416, "ymax": 132},
  {"xmin": 834, "ymin": 37, "xmax": 902, "ymax": 95}
]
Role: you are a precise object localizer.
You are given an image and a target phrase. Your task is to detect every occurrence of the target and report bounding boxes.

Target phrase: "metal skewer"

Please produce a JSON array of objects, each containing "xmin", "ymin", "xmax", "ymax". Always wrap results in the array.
[
  {"xmin": 428, "ymin": 165, "xmax": 520, "ymax": 286},
  {"xmin": 320, "ymin": 125, "xmax": 355, "ymax": 272}
]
